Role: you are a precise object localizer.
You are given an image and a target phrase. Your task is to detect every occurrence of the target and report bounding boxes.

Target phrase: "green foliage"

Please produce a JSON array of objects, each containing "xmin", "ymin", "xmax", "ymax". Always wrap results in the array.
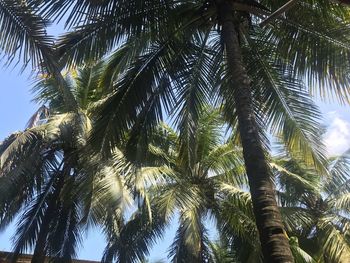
[{"xmin": 1, "ymin": 1, "xmax": 350, "ymax": 262}]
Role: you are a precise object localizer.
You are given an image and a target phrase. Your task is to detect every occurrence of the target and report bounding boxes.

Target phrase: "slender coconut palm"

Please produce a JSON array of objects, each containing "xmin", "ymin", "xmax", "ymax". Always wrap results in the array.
[
  {"xmin": 215, "ymin": 156, "xmax": 318, "ymax": 263},
  {"xmin": 0, "ymin": 64, "xmax": 172, "ymax": 262},
  {"xmin": 218, "ymin": 147, "xmax": 350, "ymax": 262},
  {"xmin": 0, "ymin": 12, "xmax": 78, "ymax": 251},
  {"xmin": 0, "ymin": 66, "xmax": 119, "ymax": 262},
  {"xmin": 0, "ymin": 110, "xmax": 88, "ymax": 262}
]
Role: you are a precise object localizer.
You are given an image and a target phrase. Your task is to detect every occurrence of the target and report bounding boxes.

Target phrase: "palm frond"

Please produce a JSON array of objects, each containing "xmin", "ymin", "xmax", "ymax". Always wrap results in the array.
[
  {"xmin": 245, "ymin": 32, "xmax": 327, "ymax": 172},
  {"xmin": 168, "ymin": 210, "xmax": 211, "ymax": 263},
  {"xmin": 325, "ymin": 149, "xmax": 350, "ymax": 195},
  {"xmin": 38, "ymin": 0, "xmax": 179, "ymax": 67},
  {"xmin": 216, "ymin": 184, "xmax": 257, "ymax": 245},
  {"xmin": 263, "ymin": 0, "xmax": 350, "ymax": 103},
  {"xmin": 0, "ymin": 0, "xmax": 54, "ymax": 68},
  {"xmin": 317, "ymin": 216, "xmax": 350, "ymax": 262},
  {"xmin": 172, "ymin": 30, "xmax": 218, "ymax": 168},
  {"xmin": 289, "ymin": 236, "xmax": 316, "ymax": 263},
  {"xmin": 90, "ymin": 37, "xmax": 189, "ymax": 156},
  {"xmin": 209, "ymin": 240, "xmax": 237, "ymax": 263},
  {"xmin": 102, "ymin": 205, "xmax": 167, "ymax": 263},
  {"xmin": 11, "ymin": 171, "xmax": 58, "ymax": 262},
  {"xmin": 280, "ymin": 207, "xmax": 314, "ymax": 234},
  {"xmin": 271, "ymin": 162, "xmax": 320, "ymax": 194}
]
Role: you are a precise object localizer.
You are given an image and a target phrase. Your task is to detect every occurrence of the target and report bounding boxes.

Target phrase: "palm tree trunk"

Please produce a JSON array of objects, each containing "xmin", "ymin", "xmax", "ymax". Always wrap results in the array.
[{"xmin": 217, "ymin": 1, "xmax": 294, "ymax": 262}]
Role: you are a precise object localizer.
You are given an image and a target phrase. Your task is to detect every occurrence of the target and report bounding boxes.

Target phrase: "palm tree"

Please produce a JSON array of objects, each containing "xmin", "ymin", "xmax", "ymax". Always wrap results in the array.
[
  {"xmin": 215, "ymin": 156, "xmax": 317, "ymax": 263},
  {"xmin": 0, "ymin": 111, "xmax": 87, "ymax": 262},
  {"xmin": 0, "ymin": 66, "xmax": 110, "ymax": 262},
  {"xmin": 25, "ymin": 1, "xmax": 350, "ymax": 261},
  {"xmin": 0, "ymin": 64, "xmax": 174, "ymax": 262},
  {"xmin": 101, "ymin": 108, "xmax": 248, "ymax": 262},
  {"xmin": 217, "ymin": 148, "xmax": 350, "ymax": 263},
  {"xmin": 273, "ymin": 150, "xmax": 350, "ymax": 262},
  {"xmin": 1, "ymin": 68, "xmax": 345, "ymax": 263},
  {"xmin": 0, "ymin": 14, "xmax": 78, "ymax": 251}
]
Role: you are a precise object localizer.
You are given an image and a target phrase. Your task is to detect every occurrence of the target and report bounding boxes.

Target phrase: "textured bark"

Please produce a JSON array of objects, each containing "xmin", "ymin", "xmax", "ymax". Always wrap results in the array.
[{"xmin": 217, "ymin": 1, "xmax": 294, "ymax": 262}]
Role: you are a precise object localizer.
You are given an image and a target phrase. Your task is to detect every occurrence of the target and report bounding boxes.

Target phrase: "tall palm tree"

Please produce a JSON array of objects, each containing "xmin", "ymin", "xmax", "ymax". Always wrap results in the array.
[
  {"xmin": 25, "ymin": 1, "xmax": 350, "ymax": 261},
  {"xmin": 0, "ymin": 6, "xmax": 98, "ymax": 250},
  {"xmin": 0, "ymin": 111, "xmax": 87, "ymax": 262},
  {"xmin": 0, "ymin": 66, "xmax": 112, "ymax": 262},
  {"xmin": 0, "ymin": 64, "xmax": 174, "ymax": 262},
  {"xmin": 215, "ymin": 156, "xmax": 318, "ymax": 263},
  {"xmin": 101, "ymin": 108, "xmax": 247, "ymax": 262}
]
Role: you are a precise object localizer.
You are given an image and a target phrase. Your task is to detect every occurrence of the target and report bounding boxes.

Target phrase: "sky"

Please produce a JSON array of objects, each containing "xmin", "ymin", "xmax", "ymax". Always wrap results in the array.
[{"xmin": 321, "ymin": 101, "xmax": 350, "ymax": 156}]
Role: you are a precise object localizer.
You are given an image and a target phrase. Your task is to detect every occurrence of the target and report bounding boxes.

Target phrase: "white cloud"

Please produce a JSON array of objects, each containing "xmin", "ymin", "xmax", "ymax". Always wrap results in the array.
[{"xmin": 324, "ymin": 114, "xmax": 350, "ymax": 157}]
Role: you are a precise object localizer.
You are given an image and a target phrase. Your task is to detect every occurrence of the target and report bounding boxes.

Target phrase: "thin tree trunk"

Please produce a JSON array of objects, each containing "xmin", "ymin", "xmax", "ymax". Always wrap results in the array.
[{"xmin": 217, "ymin": 1, "xmax": 294, "ymax": 262}]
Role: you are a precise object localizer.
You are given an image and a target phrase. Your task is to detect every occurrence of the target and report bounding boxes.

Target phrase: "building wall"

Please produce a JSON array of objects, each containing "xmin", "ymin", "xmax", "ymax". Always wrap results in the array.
[{"xmin": 0, "ymin": 252, "xmax": 99, "ymax": 263}]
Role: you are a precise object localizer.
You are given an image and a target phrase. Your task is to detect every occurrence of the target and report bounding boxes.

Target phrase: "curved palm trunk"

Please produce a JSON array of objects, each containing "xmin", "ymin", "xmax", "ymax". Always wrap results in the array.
[{"xmin": 217, "ymin": 1, "xmax": 294, "ymax": 262}]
